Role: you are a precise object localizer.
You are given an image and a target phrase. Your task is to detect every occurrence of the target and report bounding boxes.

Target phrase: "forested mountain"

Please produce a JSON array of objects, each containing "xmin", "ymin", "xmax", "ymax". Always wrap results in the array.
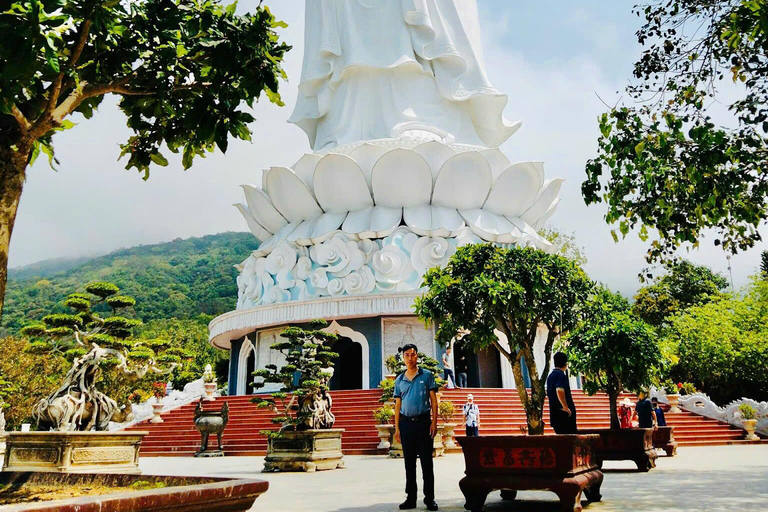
[{"xmin": 1, "ymin": 232, "xmax": 256, "ymax": 335}]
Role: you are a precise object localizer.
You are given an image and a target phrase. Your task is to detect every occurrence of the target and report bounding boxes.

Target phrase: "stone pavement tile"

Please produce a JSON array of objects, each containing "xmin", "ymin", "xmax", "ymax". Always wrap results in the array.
[{"xmin": 139, "ymin": 445, "xmax": 768, "ymax": 512}]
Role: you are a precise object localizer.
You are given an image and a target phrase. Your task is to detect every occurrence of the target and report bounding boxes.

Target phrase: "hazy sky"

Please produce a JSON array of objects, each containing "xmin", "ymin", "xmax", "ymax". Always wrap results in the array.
[{"xmin": 9, "ymin": 0, "xmax": 765, "ymax": 297}]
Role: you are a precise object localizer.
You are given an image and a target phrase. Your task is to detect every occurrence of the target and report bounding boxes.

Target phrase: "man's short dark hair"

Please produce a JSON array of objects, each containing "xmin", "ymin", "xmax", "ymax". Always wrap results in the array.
[
  {"xmin": 651, "ymin": 397, "xmax": 659, "ymax": 403},
  {"xmin": 402, "ymin": 343, "xmax": 418, "ymax": 354},
  {"xmin": 553, "ymin": 352, "xmax": 568, "ymax": 368}
]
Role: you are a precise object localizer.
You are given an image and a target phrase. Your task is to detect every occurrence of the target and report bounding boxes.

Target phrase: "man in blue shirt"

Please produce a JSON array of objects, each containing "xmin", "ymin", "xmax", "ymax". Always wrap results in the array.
[
  {"xmin": 394, "ymin": 344, "xmax": 439, "ymax": 511},
  {"xmin": 651, "ymin": 397, "xmax": 666, "ymax": 427},
  {"xmin": 546, "ymin": 352, "xmax": 577, "ymax": 434},
  {"xmin": 634, "ymin": 390, "xmax": 658, "ymax": 429}
]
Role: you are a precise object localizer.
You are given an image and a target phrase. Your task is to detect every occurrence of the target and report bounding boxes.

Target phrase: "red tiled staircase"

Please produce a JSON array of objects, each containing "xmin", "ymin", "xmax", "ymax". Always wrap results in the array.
[{"xmin": 126, "ymin": 389, "xmax": 755, "ymax": 457}]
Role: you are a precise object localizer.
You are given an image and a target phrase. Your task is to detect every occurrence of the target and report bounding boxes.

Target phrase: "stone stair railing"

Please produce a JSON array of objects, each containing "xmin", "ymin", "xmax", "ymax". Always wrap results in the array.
[
  {"xmin": 651, "ymin": 386, "xmax": 767, "ymax": 437},
  {"xmin": 108, "ymin": 378, "xmax": 219, "ymax": 431}
]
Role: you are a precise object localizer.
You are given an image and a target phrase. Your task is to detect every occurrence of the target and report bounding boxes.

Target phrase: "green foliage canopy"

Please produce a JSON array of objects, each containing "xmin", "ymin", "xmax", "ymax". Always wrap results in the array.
[
  {"xmin": 665, "ymin": 277, "xmax": 768, "ymax": 403},
  {"xmin": 415, "ymin": 244, "xmax": 594, "ymax": 435},
  {"xmin": 583, "ymin": 0, "xmax": 768, "ymax": 267},
  {"xmin": 564, "ymin": 287, "xmax": 663, "ymax": 429},
  {"xmin": 632, "ymin": 260, "xmax": 729, "ymax": 326}
]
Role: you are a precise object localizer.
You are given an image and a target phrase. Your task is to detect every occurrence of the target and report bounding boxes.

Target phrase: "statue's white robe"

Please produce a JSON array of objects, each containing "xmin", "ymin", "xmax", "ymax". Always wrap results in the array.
[{"xmin": 289, "ymin": 0, "xmax": 519, "ymax": 150}]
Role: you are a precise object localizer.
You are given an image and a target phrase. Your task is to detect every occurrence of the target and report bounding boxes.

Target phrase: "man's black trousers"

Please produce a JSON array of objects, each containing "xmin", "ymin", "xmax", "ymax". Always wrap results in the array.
[
  {"xmin": 549, "ymin": 409, "xmax": 577, "ymax": 434},
  {"xmin": 399, "ymin": 415, "xmax": 434, "ymax": 501}
]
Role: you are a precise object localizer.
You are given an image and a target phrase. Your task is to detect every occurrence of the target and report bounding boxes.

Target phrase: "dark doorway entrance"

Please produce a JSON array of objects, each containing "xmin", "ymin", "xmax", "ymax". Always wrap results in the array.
[
  {"xmin": 245, "ymin": 348, "xmax": 256, "ymax": 394},
  {"xmin": 454, "ymin": 343, "xmax": 503, "ymax": 388},
  {"xmin": 328, "ymin": 336, "xmax": 363, "ymax": 390}
]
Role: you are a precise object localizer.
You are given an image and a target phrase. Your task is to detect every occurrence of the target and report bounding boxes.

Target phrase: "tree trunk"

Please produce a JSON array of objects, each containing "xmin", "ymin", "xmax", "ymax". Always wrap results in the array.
[
  {"xmin": 0, "ymin": 146, "xmax": 28, "ymax": 318},
  {"xmin": 523, "ymin": 345, "xmax": 545, "ymax": 435},
  {"xmin": 608, "ymin": 390, "xmax": 620, "ymax": 430}
]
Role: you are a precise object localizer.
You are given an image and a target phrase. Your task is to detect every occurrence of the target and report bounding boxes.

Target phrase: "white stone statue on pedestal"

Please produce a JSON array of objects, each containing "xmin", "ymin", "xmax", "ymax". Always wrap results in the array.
[
  {"xmin": 232, "ymin": 0, "xmax": 564, "ymax": 309},
  {"xmin": 290, "ymin": 0, "xmax": 520, "ymax": 150}
]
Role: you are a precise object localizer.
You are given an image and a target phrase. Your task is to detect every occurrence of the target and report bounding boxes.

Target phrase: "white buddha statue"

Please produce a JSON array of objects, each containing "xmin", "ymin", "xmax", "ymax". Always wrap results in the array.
[{"xmin": 289, "ymin": 0, "xmax": 520, "ymax": 151}]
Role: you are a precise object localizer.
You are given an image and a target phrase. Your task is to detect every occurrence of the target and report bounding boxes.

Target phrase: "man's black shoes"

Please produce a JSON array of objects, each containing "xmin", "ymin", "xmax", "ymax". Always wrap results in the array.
[
  {"xmin": 424, "ymin": 500, "xmax": 439, "ymax": 511},
  {"xmin": 399, "ymin": 498, "xmax": 417, "ymax": 510}
]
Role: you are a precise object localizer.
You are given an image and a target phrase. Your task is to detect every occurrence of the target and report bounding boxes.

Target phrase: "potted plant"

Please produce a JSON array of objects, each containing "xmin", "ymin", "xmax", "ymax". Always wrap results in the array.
[
  {"xmin": 438, "ymin": 400, "xmax": 458, "ymax": 451},
  {"xmin": 203, "ymin": 364, "xmax": 217, "ymax": 401},
  {"xmin": 384, "ymin": 355, "xmax": 399, "ymax": 380},
  {"xmin": 565, "ymin": 286, "xmax": 663, "ymax": 471},
  {"xmin": 251, "ymin": 320, "xmax": 344, "ymax": 472},
  {"xmin": 661, "ymin": 379, "xmax": 681, "ymax": 413},
  {"xmin": 738, "ymin": 404, "xmax": 759, "ymax": 441},
  {"xmin": 373, "ymin": 405, "xmax": 395, "ymax": 450},
  {"xmin": 151, "ymin": 382, "xmax": 166, "ymax": 423},
  {"xmin": 416, "ymin": 244, "xmax": 602, "ymax": 512}
]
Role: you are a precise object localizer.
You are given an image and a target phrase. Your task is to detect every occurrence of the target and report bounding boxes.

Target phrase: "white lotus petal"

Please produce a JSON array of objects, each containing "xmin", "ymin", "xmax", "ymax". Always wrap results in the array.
[
  {"xmin": 432, "ymin": 152, "xmax": 492, "ymax": 209},
  {"xmin": 234, "ymin": 203, "xmax": 272, "ymax": 241},
  {"xmin": 534, "ymin": 198, "xmax": 561, "ymax": 230},
  {"xmin": 241, "ymin": 184, "xmax": 288, "ymax": 233},
  {"xmin": 349, "ymin": 143, "xmax": 389, "ymax": 190},
  {"xmin": 255, "ymin": 221, "xmax": 300, "ymax": 255},
  {"xmin": 460, "ymin": 209, "xmax": 521, "ymax": 243},
  {"xmin": 372, "ymin": 149, "xmax": 432, "ymax": 207},
  {"xmin": 313, "ymin": 154, "xmax": 374, "ymax": 213},
  {"xmin": 288, "ymin": 212, "xmax": 348, "ymax": 245},
  {"xmin": 521, "ymin": 178, "xmax": 565, "ymax": 226},
  {"xmin": 506, "ymin": 217, "xmax": 554, "ymax": 252},
  {"xmin": 343, "ymin": 206, "xmax": 402, "ymax": 239},
  {"xmin": 292, "ymin": 153, "xmax": 323, "ymax": 193},
  {"xmin": 413, "ymin": 141, "xmax": 456, "ymax": 182},
  {"xmin": 266, "ymin": 166, "xmax": 324, "ymax": 223},
  {"xmin": 480, "ymin": 148, "xmax": 511, "ymax": 183},
  {"xmin": 403, "ymin": 205, "xmax": 464, "ymax": 237},
  {"xmin": 483, "ymin": 162, "xmax": 545, "ymax": 217},
  {"xmin": 261, "ymin": 168, "xmax": 269, "ymax": 192}
]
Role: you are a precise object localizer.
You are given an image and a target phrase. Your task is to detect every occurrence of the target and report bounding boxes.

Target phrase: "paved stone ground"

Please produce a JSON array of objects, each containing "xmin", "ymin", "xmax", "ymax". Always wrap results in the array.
[{"xmin": 140, "ymin": 445, "xmax": 768, "ymax": 512}]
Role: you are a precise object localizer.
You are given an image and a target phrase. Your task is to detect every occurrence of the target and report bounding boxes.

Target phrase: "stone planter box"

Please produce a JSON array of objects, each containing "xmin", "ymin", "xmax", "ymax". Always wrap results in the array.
[
  {"xmin": 2, "ymin": 432, "xmax": 147, "ymax": 475},
  {"xmin": 383, "ymin": 425, "xmax": 443, "ymax": 458},
  {"xmin": 0, "ymin": 472, "xmax": 268, "ymax": 512},
  {"xmin": 263, "ymin": 428, "xmax": 344, "ymax": 472},
  {"xmin": 0, "ymin": 433, "xmax": 6, "ymax": 464},
  {"xmin": 580, "ymin": 428, "xmax": 657, "ymax": 472},
  {"xmin": 457, "ymin": 435, "xmax": 603, "ymax": 512},
  {"xmin": 652, "ymin": 426, "xmax": 678, "ymax": 456}
]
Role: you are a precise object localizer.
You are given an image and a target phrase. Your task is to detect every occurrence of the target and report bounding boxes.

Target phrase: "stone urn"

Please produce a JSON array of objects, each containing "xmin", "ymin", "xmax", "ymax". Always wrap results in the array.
[
  {"xmin": 195, "ymin": 399, "xmax": 229, "ymax": 457},
  {"xmin": 376, "ymin": 424, "xmax": 392, "ymax": 450},
  {"xmin": 743, "ymin": 419, "xmax": 759, "ymax": 441},
  {"xmin": 151, "ymin": 401, "xmax": 164, "ymax": 423},
  {"xmin": 440, "ymin": 423, "xmax": 457, "ymax": 450},
  {"xmin": 666, "ymin": 393, "xmax": 681, "ymax": 413},
  {"xmin": 204, "ymin": 382, "xmax": 217, "ymax": 401}
]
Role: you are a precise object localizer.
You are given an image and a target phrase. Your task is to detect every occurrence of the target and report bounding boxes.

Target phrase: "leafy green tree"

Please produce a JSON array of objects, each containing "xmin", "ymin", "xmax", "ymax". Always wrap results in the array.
[
  {"xmin": 539, "ymin": 226, "xmax": 588, "ymax": 267},
  {"xmin": 21, "ymin": 281, "xmax": 191, "ymax": 430},
  {"xmin": 665, "ymin": 278, "xmax": 768, "ymax": 403},
  {"xmin": 632, "ymin": 260, "xmax": 729, "ymax": 326},
  {"xmin": 252, "ymin": 320, "xmax": 339, "ymax": 435},
  {"xmin": 761, "ymin": 250, "xmax": 768, "ymax": 277},
  {"xmin": 0, "ymin": 0, "xmax": 290, "ymax": 316},
  {"xmin": 415, "ymin": 244, "xmax": 594, "ymax": 435},
  {"xmin": 583, "ymin": 0, "xmax": 768, "ymax": 267},
  {"xmin": 564, "ymin": 287, "xmax": 663, "ymax": 429}
]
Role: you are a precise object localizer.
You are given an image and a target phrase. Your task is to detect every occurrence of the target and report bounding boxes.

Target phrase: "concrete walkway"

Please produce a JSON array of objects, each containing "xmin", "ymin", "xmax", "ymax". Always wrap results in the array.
[{"xmin": 139, "ymin": 445, "xmax": 768, "ymax": 512}]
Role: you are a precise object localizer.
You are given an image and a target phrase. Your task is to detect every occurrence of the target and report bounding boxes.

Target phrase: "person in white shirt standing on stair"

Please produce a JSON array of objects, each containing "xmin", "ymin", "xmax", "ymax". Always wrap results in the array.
[{"xmin": 462, "ymin": 394, "xmax": 480, "ymax": 437}]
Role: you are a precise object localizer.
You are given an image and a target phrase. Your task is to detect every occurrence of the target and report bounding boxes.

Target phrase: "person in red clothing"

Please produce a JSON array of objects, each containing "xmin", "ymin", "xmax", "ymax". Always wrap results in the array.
[{"xmin": 618, "ymin": 397, "xmax": 633, "ymax": 428}]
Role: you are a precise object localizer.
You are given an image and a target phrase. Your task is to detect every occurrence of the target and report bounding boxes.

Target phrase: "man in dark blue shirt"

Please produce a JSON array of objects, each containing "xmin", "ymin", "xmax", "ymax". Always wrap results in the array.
[
  {"xmin": 394, "ymin": 344, "xmax": 439, "ymax": 511},
  {"xmin": 651, "ymin": 397, "xmax": 666, "ymax": 427},
  {"xmin": 634, "ymin": 390, "xmax": 657, "ymax": 429},
  {"xmin": 546, "ymin": 352, "xmax": 577, "ymax": 434}
]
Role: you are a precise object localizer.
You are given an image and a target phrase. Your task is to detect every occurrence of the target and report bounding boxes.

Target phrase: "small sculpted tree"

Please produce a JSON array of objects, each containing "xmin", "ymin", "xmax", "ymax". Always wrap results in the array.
[
  {"xmin": 564, "ymin": 287, "xmax": 663, "ymax": 429},
  {"xmin": 0, "ymin": 0, "xmax": 290, "ymax": 316},
  {"xmin": 20, "ymin": 281, "xmax": 190, "ymax": 431},
  {"xmin": 415, "ymin": 244, "xmax": 594, "ymax": 435},
  {"xmin": 252, "ymin": 321, "xmax": 339, "ymax": 436}
]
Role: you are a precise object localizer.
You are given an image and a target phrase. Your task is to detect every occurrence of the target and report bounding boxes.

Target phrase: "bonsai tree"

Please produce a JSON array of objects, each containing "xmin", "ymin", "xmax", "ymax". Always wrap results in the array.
[
  {"xmin": 252, "ymin": 320, "xmax": 339, "ymax": 435},
  {"xmin": 415, "ymin": 244, "xmax": 594, "ymax": 435},
  {"xmin": 373, "ymin": 405, "xmax": 395, "ymax": 425},
  {"xmin": 20, "ymin": 281, "xmax": 190, "ymax": 431},
  {"xmin": 563, "ymin": 287, "xmax": 663, "ymax": 429},
  {"xmin": 438, "ymin": 400, "xmax": 456, "ymax": 424}
]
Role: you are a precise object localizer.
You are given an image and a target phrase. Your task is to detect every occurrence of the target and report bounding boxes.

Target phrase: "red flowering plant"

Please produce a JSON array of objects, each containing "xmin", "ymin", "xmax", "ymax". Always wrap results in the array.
[{"xmin": 152, "ymin": 382, "xmax": 166, "ymax": 401}]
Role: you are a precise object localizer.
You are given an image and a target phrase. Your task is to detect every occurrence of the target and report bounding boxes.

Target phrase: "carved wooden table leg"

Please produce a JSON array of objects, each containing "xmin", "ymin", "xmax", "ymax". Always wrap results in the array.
[
  {"xmin": 459, "ymin": 477, "xmax": 490, "ymax": 512},
  {"xmin": 500, "ymin": 489, "xmax": 517, "ymax": 500},
  {"xmin": 554, "ymin": 486, "xmax": 583, "ymax": 512}
]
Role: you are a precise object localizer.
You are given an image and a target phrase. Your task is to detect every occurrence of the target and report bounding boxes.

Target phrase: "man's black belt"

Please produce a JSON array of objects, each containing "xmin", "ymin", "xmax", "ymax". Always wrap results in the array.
[{"xmin": 400, "ymin": 413, "xmax": 431, "ymax": 422}]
